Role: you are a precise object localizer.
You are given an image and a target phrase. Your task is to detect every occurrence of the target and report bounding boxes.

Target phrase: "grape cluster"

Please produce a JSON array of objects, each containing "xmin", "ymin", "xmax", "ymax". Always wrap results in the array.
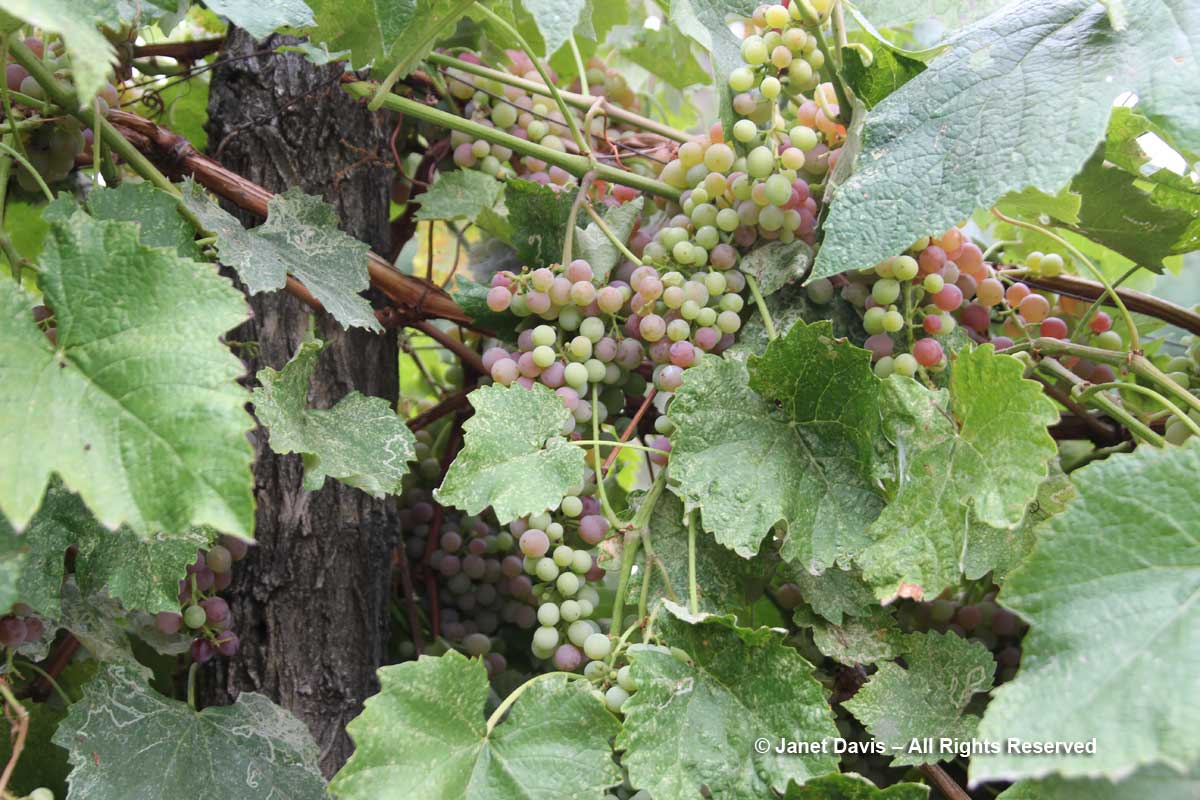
[
  {"xmin": 0, "ymin": 603, "xmax": 46, "ymax": 649},
  {"xmin": 4, "ymin": 35, "xmax": 119, "ymax": 191},
  {"xmin": 155, "ymin": 536, "xmax": 247, "ymax": 663}
]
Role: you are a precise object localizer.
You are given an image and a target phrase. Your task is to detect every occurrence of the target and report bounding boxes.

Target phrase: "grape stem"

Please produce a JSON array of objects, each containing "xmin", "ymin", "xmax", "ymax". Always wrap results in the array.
[
  {"xmin": 589, "ymin": 386, "xmax": 622, "ymax": 528},
  {"xmin": 484, "ymin": 671, "xmax": 588, "ymax": 733},
  {"xmin": 0, "ymin": 141, "xmax": 52, "ymax": 202},
  {"xmin": 341, "ymin": 81, "xmax": 682, "ymax": 201},
  {"xmin": 569, "ymin": 35, "xmax": 589, "ymax": 97},
  {"xmin": 1076, "ymin": 381, "xmax": 1200, "ymax": 439},
  {"xmin": 610, "ymin": 469, "xmax": 668, "ymax": 634},
  {"xmin": 12, "ymin": 659, "xmax": 71, "ymax": 707},
  {"xmin": 794, "ymin": 0, "xmax": 853, "ymax": 122},
  {"xmin": 744, "ymin": 274, "xmax": 777, "ymax": 340},
  {"xmin": 1068, "ymin": 264, "xmax": 1140, "ymax": 342},
  {"xmin": 563, "ymin": 172, "xmax": 596, "ymax": 267},
  {"xmin": 0, "ymin": 143, "xmax": 28, "ymax": 285},
  {"xmin": 426, "ymin": 52, "xmax": 690, "ymax": 142},
  {"xmin": 1035, "ymin": 357, "xmax": 1165, "ymax": 446},
  {"xmin": 687, "ymin": 510, "xmax": 699, "ymax": 615},
  {"xmin": 583, "ymin": 203, "xmax": 643, "ymax": 266},
  {"xmin": 602, "ymin": 388, "xmax": 657, "ymax": 477},
  {"xmin": 990, "ymin": 207, "xmax": 1139, "ymax": 351},
  {"xmin": 471, "ymin": 2, "xmax": 590, "ymax": 155},
  {"xmin": 186, "ymin": 662, "xmax": 199, "ymax": 711},
  {"xmin": 571, "ymin": 440, "xmax": 672, "ymax": 457},
  {"xmin": 0, "ymin": 682, "xmax": 28, "ymax": 797}
]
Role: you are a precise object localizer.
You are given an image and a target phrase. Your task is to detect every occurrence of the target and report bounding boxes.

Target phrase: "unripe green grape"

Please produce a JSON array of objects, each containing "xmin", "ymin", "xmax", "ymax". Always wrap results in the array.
[
  {"xmin": 788, "ymin": 59, "xmax": 814, "ymax": 85},
  {"xmin": 660, "ymin": 226, "xmax": 689, "ymax": 249},
  {"xmin": 557, "ymin": 571, "xmax": 581, "ymax": 597},
  {"xmin": 538, "ymin": 603, "xmax": 561, "ymax": 626},
  {"xmin": 764, "ymin": 173, "xmax": 792, "ymax": 205},
  {"xmin": 691, "ymin": 244, "xmax": 709, "ymax": 267},
  {"xmin": 716, "ymin": 207, "xmax": 740, "ymax": 232},
  {"xmin": 584, "ymin": 632, "xmax": 612, "ymax": 660},
  {"xmin": 560, "ymin": 599, "xmax": 583, "ymax": 622},
  {"xmin": 703, "ymin": 143, "xmax": 735, "ymax": 173},
  {"xmin": 783, "ymin": 27, "xmax": 807, "ymax": 51},
  {"xmin": 874, "ymin": 356, "xmax": 895, "ymax": 378},
  {"xmin": 672, "ymin": 240, "xmax": 694, "ymax": 264},
  {"xmin": 1040, "ymin": 252, "xmax": 1064, "ymax": 276},
  {"xmin": 532, "ymin": 324, "xmax": 557, "ymax": 347},
  {"xmin": 580, "ymin": 317, "xmax": 606, "ymax": 342},
  {"xmin": 568, "ymin": 620, "xmax": 597, "ymax": 647},
  {"xmin": 765, "ymin": 3, "xmax": 790, "ymax": 27},
  {"xmin": 719, "ymin": 293, "xmax": 744, "ymax": 313},
  {"xmin": 886, "ymin": 352, "xmax": 919, "ymax": 378},
  {"xmin": 780, "ymin": 147, "xmax": 805, "ymax": 170},
  {"xmin": 693, "ymin": 225, "xmax": 718, "ymax": 250},
  {"xmin": 893, "ymin": 255, "xmax": 919, "ymax": 281},
  {"xmin": 717, "ymin": 310, "xmax": 742, "ymax": 333},
  {"xmin": 604, "ymin": 685, "xmax": 630, "ymax": 713},
  {"xmin": 882, "ymin": 309, "xmax": 906, "ymax": 333},
  {"xmin": 533, "ymin": 626, "xmax": 560, "ymax": 651},
  {"xmin": 585, "ymin": 359, "xmax": 607, "ymax": 383},
  {"xmin": 1095, "ymin": 330, "xmax": 1123, "ymax": 350},
  {"xmin": 685, "ymin": 162, "xmax": 709, "ymax": 186},
  {"xmin": 729, "ymin": 66, "xmax": 756, "ymax": 93},
  {"xmin": 667, "ymin": 319, "xmax": 691, "ymax": 341},
  {"xmin": 571, "ymin": 550, "xmax": 592, "ymax": 574},
  {"xmin": 741, "ymin": 36, "xmax": 768, "ymax": 65},
  {"xmin": 553, "ymin": 544, "xmax": 575, "ymax": 568},
  {"xmin": 568, "ymin": 336, "xmax": 592, "ymax": 361},
  {"xmin": 183, "ymin": 605, "xmax": 206, "ymax": 629},
  {"xmin": 872, "ymin": 279, "xmax": 901, "ymax": 305},
  {"xmin": 759, "ymin": 75, "xmax": 781, "ymax": 99},
  {"xmin": 759, "ymin": 205, "xmax": 784, "ymax": 231},
  {"xmin": 733, "ymin": 118, "xmax": 758, "ymax": 142},
  {"xmin": 746, "ymin": 146, "xmax": 775, "ymax": 179},
  {"xmin": 480, "ymin": 155, "xmax": 501, "ymax": 175},
  {"xmin": 923, "ymin": 273, "xmax": 944, "ymax": 294},
  {"xmin": 527, "ymin": 119, "xmax": 548, "ymax": 140},
  {"xmin": 771, "ymin": 45, "xmax": 793, "ymax": 69},
  {"xmin": 532, "ymin": 345, "xmax": 557, "ymax": 368},
  {"xmin": 696, "ymin": 306, "xmax": 718, "ymax": 326},
  {"xmin": 558, "ymin": 305, "xmax": 582, "ymax": 330},
  {"xmin": 692, "ymin": 202, "xmax": 718, "ymax": 228},
  {"xmin": 705, "ymin": 271, "xmax": 728, "ymax": 295},
  {"xmin": 863, "ymin": 306, "xmax": 886, "ymax": 334},
  {"xmin": 561, "ymin": 495, "xmax": 583, "ymax": 517},
  {"xmin": 690, "ymin": 187, "xmax": 710, "ymax": 206},
  {"xmin": 663, "ymin": 286, "xmax": 685, "ymax": 308},
  {"xmin": 661, "ymin": 159, "xmax": 689, "ymax": 188},
  {"xmin": 807, "ymin": 48, "xmax": 826, "ymax": 69},
  {"xmin": 536, "ymin": 557, "xmax": 560, "ymax": 582},
  {"xmin": 677, "ymin": 140, "xmax": 703, "ymax": 167},
  {"xmin": 491, "ymin": 102, "xmax": 518, "ymax": 129},
  {"xmin": 564, "ymin": 362, "xmax": 589, "ymax": 388}
]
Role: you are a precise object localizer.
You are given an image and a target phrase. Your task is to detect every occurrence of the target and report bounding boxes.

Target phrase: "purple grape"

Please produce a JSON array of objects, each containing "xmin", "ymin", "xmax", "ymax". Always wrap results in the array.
[
  {"xmin": 553, "ymin": 643, "xmax": 584, "ymax": 671},
  {"xmin": 0, "ymin": 616, "xmax": 27, "ymax": 647},
  {"xmin": 578, "ymin": 515, "xmax": 610, "ymax": 545},
  {"xmin": 216, "ymin": 631, "xmax": 240, "ymax": 657},
  {"xmin": 201, "ymin": 597, "xmax": 230, "ymax": 625},
  {"xmin": 155, "ymin": 611, "xmax": 183, "ymax": 635},
  {"xmin": 191, "ymin": 638, "xmax": 215, "ymax": 663},
  {"xmin": 219, "ymin": 535, "xmax": 250, "ymax": 561}
]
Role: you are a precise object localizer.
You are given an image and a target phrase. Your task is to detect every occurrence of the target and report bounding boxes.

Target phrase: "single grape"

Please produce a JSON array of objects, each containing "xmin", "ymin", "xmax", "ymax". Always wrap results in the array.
[
  {"xmin": 553, "ymin": 643, "xmax": 584, "ymax": 671},
  {"xmin": 216, "ymin": 631, "xmax": 240, "ymax": 657},
  {"xmin": 583, "ymin": 632, "xmax": 612, "ymax": 660},
  {"xmin": 191, "ymin": 638, "xmax": 215, "ymax": 663},
  {"xmin": 155, "ymin": 611, "xmax": 183, "ymax": 635},
  {"xmin": 201, "ymin": 596, "xmax": 230, "ymax": 625},
  {"xmin": 183, "ymin": 604, "xmax": 207, "ymax": 629}
]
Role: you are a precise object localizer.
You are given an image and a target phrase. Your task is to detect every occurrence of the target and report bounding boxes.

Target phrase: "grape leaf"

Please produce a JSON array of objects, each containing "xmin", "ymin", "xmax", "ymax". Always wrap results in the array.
[
  {"xmin": 729, "ymin": 281, "xmax": 868, "ymax": 360},
  {"xmin": 415, "ymin": 170, "xmax": 504, "ymax": 225},
  {"xmin": 814, "ymin": 0, "xmax": 1200, "ymax": 277},
  {"xmin": 620, "ymin": 24, "xmax": 710, "ymax": 89},
  {"xmin": 201, "ymin": 0, "xmax": 315, "ymax": 37},
  {"xmin": 999, "ymin": 763, "xmax": 1200, "ymax": 800},
  {"xmin": 435, "ymin": 383, "xmax": 587, "ymax": 524},
  {"xmin": 666, "ymin": 0, "xmax": 760, "ymax": 135},
  {"xmin": 521, "ymin": 0, "xmax": 587, "ymax": 55},
  {"xmin": 505, "ymin": 179, "xmax": 576, "ymax": 268},
  {"xmin": 0, "ymin": 209, "xmax": 254, "ymax": 537},
  {"xmin": 626, "ymin": 490, "xmax": 762, "ymax": 614},
  {"xmin": 668, "ymin": 320, "xmax": 884, "ymax": 572},
  {"xmin": 306, "ymin": 0, "xmax": 474, "ymax": 74},
  {"xmin": 0, "ymin": 1, "xmax": 116, "ymax": 105},
  {"xmin": 783, "ymin": 772, "xmax": 930, "ymax": 799},
  {"xmin": 618, "ymin": 604, "xmax": 839, "ymax": 799},
  {"xmin": 574, "ymin": 196, "xmax": 644, "ymax": 283},
  {"xmin": 844, "ymin": 631, "xmax": 994, "ymax": 766},
  {"xmin": 182, "ymin": 180, "xmax": 381, "ymax": 332},
  {"xmin": 786, "ymin": 565, "xmax": 878, "ymax": 626},
  {"xmin": 740, "ymin": 239, "xmax": 812, "ymax": 296},
  {"xmin": 840, "ymin": 44, "xmax": 925, "ymax": 109},
  {"xmin": 971, "ymin": 441, "xmax": 1200, "ymax": 783},
  {"xmin": 858, "ymin": 349, "xmax": 1058, "ymax": 602},
  {"xmin": 329, "ymin": 651, "xmax": 620, "ymax": 799},
  {"xmin": 55, "ymin": 663, "xmax": 327, "ymax": 799},
  {"xmin": 807, "ymin": 605, "xmax": 904, "ymax": 666},
  {"xmin": 848, "ymin": 0, "xmax": 1009, "ymax": 30},
  {"xmin": 995, "ymin": 185, "xmax": 1083, "ymax": 226},
  {"xmin": 46, "ymin": 183, "xmax": 201, "ymax": 258},
  {"xmin": 252, "ymin": 340, "xmax": 416, "ymax": 496}
]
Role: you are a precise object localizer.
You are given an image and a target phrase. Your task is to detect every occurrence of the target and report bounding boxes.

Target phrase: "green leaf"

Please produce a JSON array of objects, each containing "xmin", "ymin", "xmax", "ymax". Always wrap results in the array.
[
  {"xmin": 972, "ymin": 441, "xmax": 1200, "ymax": 783},
  {"xmin": 729, "ymin": 281, "xmax": 868, "ymax": 360},
  {"xmin": 0, "ymin": 0, "xmax": 117, "ymax": 105},
  {"xmin": 435, "ymin": 383, "xmax": 587, "ymax": 524},
  {"xmin": 0, "ymin": 209, "xmax": 254, "ymax": 537},
  {"xmin": 807, "ymin": 605, "xmax": 904, "ymax": 666},
  {"xmin": 253, "ymin": 340, "xmax": 416, "ymax": 496},
  {"xmin": 505, "ymin": 179, "xmax": 576, "ymax": 268},
  {"xmin": 330, "ymin": 652, "xmax": 620, "ymax": 799},
  {"xmin": 814, "ymin": 0, "xmax": 1200, "ymax": 277},
  {"xmin": 620, "ymin": 24, "xmax": 710, "ymax": 89},
  {"xmin": 783, "ymin": 772, "xmax": 930, "ymax": 799},
  {"xmin": 995, "ymin": 185, "xmax": 1082, "ymax": 226},
  {"xmin": 415, "ymin": 169, "xmax": 505, "ymax": 225},
  {"xmin": 574, "ymin": 196, "xmax": 643, "ymax": 283},
  {"xmin": 999, "ymin": 764, "xmax": 1200, "ymax": 800},
  {"xmin": 844, "ymin": 631, "xmax": 994, "ymax": 766},
  {"xmin": 182, "ymin": 180, "xmax": 381, "ymax": 332},
  {"xmin": 307, "ymin": 0, "xmax": 473, "ymax": 74},
  {"xmin": 840, "ymin": 44, "xmax": 925, "ymax": 109},
  {"xmin": 201, "ymin": 0, "xmax": 315, "ymax": 38},
  {"xmin": 55, "ymin": 579, "xmax": 150, "ymax": 675},
  {"xmin": 627, "ymin": 491, "xmax": 761, "ymax": 614},
  {"xmin": 666, "ymin": 0, "xmax": 760, "ymax": 136},
  {"xmin": 848, "ymin": 0, "xmax": 1009, "ymax": 30},
  {"xmin": 858, "ymin": 349, "xmax": 1058, "ymax": 601},
  {"xmin": 668, "ymin": 320, "xmax": 883, "ymax": 571},
  {"xmin": 786, "ymin": 565, "xmax": 878, "ymax": 626},
  {"xmin": 45, "ymin": 183, "xmax": 201, "ymax": 258},
  {"xmin": 520, "ymin": 0, "xmax": 586, "ymax": 55},
  {"xmin": 55, "ymin": 663, "xmax": 327, "ymax": 799},
  {"xmin": 740, "ymin": 239, "xmax": 812, "ymax": 296},
  {"xmin": 618, "ymin": 604, "xmax": 839, "ymax": 798}
]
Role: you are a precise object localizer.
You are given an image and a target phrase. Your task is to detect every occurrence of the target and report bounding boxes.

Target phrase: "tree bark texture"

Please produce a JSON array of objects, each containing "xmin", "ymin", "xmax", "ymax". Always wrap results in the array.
[{"xmin": 200, "ymin": 28, "xmax": 398, "ymax": 776}]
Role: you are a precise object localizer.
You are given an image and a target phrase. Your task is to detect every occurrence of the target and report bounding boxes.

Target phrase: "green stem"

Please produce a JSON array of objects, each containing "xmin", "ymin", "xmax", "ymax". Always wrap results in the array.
[
  {"xmin": 637, "ymin": 549, "xmax": 653, "ymax": 622},
  {"xmin": 472, "ymin": 2, "xmax": 589, "ymax": 155},
  {"xmin": 745, "ymin": 273, "xmax": 777, "ymax": 340},
  {"xmin": 583, "ymin": 203, "xmax": 642, "ymax": 266},
  {"xmin": 563, "ymin": 172, "xmax": 594, "ymax": 266},
  {"xmin": 590, "ymin": 385, "xmax": 621, "ymax": 528},
  {"xmin": 0, "ymin": 38, "xmax": 29, "ymax": 163},
  {"xmin": 369, "ymin": 61, "xmax": 408, "ymax": 111},
  {"xmin": 1069, "ymin": 264, "xmax": 1140, "ymax": 342},
  {"xmin": 342, "ymin": 81, "xmax": 681, "ymax": 200},
  {"xmin": 486, "ymin": 671, "xmax": 588, "ymax": 733},
  {"xmin": 1038, "ymin": 357, "xmax": 1165, "ymax": 446},
  {"xmin": 13, "ymin": 660, "xmax": 71, "ymax": 706},
  {"xmin": 1077, "ymin": 381, "xmax": 1200, "ymax": 438},
  {"xmin": 605, "ymin": 618, "xmax": 644, "ymax": 669},
  {"xmin": 427, "ymin": 52, "xmax": 689, "ymax": 142},
  {"xmin": 795, "ymin": 0, "xmax": 852, "ymax": 120},
  {"xmin": 609, "ymin": 530, "xmax": 642, "ymax": 643},
  {"xmin": 0, "ymin": 141, "xmax": 52, "ymax": 201},
  {"xmin": 569, "ymin": 35, "xmax": 589, "ymax": 97},
  {"xmin": 687, "ymin": 510, "xmax": 699, "ymax": 615},
  {"xmin": 570, "ymin": 439, "xmax": 672, "ymax": 457},
  {"xmin": 992, "ymin": 207, "xmax": 1139, "ymax": 352},
  {"xmin": 187, "ymin": 662, "xmax": 199, "ymax": 711}
]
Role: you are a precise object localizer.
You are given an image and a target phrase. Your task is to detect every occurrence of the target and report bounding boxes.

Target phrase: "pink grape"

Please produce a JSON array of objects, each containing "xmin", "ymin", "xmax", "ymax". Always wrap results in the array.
[
  {"xmin": 933, "ymin": 284, "xmax": 963, "ymax": 312},
  {"xmin": 486, "ymin": 286, "xmax": 512, "ymax": 311},
  {"xmin": 865, "ymin": 333, "xmax": 894, "ymax": 360},
  {"xmin": 519, "ymin": 529, "xmax": 550, "ymax": 557},
  {"xmin": 552, "ymin": 644, "xmax": 584, "ymax": 671},
  {"xmin": 1040, "ymin": 316, "xmax": 1068, "ymax": 339},
  {"xmin": 913, "ymin": 338, "xmax": 944, "ymax": 367},
  {"xmin": 578, "ymin": 515, "xmax": 610, "ymax": 545}
]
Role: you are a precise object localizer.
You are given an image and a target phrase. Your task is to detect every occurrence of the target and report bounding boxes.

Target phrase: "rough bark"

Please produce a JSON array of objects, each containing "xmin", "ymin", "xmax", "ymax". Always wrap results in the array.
[{"xmin": 201, "ymin": 28, "xmax": 397, "ymax": 776}]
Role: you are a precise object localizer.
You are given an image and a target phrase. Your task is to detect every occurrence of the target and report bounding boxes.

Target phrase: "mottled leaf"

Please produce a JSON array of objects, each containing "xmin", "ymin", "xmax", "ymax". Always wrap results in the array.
[
  {"xmin": 783, "ymin": 772, "xmax": 930, "ymax": 799},
  {"xmin": 506, "ymin": 179, "xmax": 576, "ymax": 268},
  {"xmin": 574, "ymin": 196, "xmax": 643, "ymax": 283},
  {"xmin": 202, "ymin": 0, "xmax": 314, "ymax": 38},
  {"xmin": 807, "ymin": 605, "xmax": 904, "ymax": 666},
  {"xmin": 972, "ymin": 441, "xmax": 1200, "ymax": 783},
  {"xmin": 415, "ymin": 170, "xmax": 504, "ymax": 225},
  {"xmin": 740, "ymin": 239, "xmax": 812, "ymax": 296},
  {"xmin": 621, "ymin": 24, "xmax": 710, "ymax": 89},
  {"xmin": 330, "ymin": 652, "xmax": 620, "ymax": 799},
  {"xmin": 840, "ymin": 44, "xmax": 925, "ymax": 109},
  {"xmin": 435, "ymin": 384, "xmax": 587, "ymax": 523},
  {"xmin": 999, "ymin": 764, "xmax": 1200, "ymax": 800},
  {"xmin": 307, "ymin": 0, "xmax": 473, "ymax": 74},
  {"xmin": 253, "ymin": 341, "xmax": 416, "ymax": 496},
  {"xmin": 521, "ymin": 0, "xmax": 587, "ymax": 55}
]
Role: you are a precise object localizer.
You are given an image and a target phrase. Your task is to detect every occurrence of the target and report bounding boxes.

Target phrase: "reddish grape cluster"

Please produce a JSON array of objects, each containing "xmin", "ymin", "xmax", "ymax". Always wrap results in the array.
[
  {"xmin": 0, "ymin": 603, "xmax": 46, "ymax": 649},
  {"xmin": 155, "ymin": 535, "xmax": 248, "ymax": 663}
]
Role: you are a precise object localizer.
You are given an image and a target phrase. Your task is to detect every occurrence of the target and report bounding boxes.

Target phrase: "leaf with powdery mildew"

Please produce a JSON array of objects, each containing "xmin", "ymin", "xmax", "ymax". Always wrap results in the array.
[
  {"xmin": 971, "ymin": 441, "xmax": 1200, "ymax": 784},
  {"xmin": 435, "ymin": 384, "xmax": 587, "ymax": 523},
  {"xmin": 618, "ymin": 604, "xmax": 839, "ymax": 799},
  {"xmin": 181, "ymin": 180, "xmax": 381, "ymax": 332},
  {"xmin": 306, "ymin": 0, "xmax": 473, "ymax": 75},
  {"xmin": 999, "ymin": 763, "xmax": 1200, "ymax": 800},
  {"xmin": 55, "ymin": 663, "xmax": 327, "ymax": 800},
  {"xmin": 844, "ymin": 631, "xmax": 994, "ymax": 766},
  {"xmin": 814, "ymin": 0, "xmax": 1200, "ymax": 277},
  {"xmin": 521, "ymin": 0, "xmax": 587, "ymax": 55},
  {"xmin": 808, "ymin": 605, "xmax": 904, "ymax": 667},
  {"xmin": 329, "ymin": 651, "xmax": 620, "ymax": 799},
  {"xmin": 858, "ymin": 348, "xmax": 1058, "ymax": 601},
  {"xmin": 201, "ymin": 0, "xmax": 315, "ymax": 37},
  {"xmin": 0, "ymin": 209, "xmax": 253, "ymax": 537},
  {"xmin": 783, "ymin": 772, "xmax": 930, "ymax": 799},
  {"xmin": 575, "ymin": 196, "xmax": 644, "ymax": 283},
  {"xmin": 253, "ymin": 341, "xmax": 416, "ymax": 496},
  {"xmin": 414, "ymin": 170, "xmax": 504, "ymax": 225},
  {"xmin": 668, "ymin": 320, "xmax": 884, "ymax": 572},
  {"xmin": 739, "ymin": 240, "xmax": 812, "ymax": 296}
]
